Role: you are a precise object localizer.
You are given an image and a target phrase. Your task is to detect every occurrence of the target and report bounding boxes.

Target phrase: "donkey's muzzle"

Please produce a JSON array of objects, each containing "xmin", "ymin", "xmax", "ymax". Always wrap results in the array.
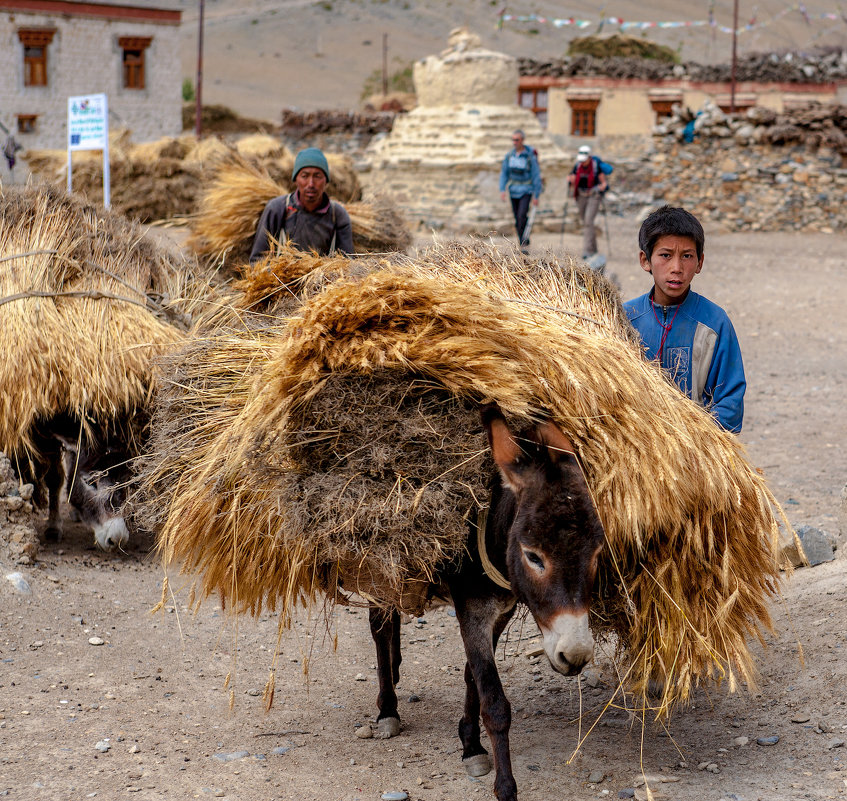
[{"xmin": 540, "ymin": 610, "xmax": 594, "ymax": 676}]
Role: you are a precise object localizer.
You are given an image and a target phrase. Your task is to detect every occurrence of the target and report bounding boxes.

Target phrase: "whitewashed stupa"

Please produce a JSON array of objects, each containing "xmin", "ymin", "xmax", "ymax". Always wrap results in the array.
[{"xmin": 361, "ymin": 30, "xmax": 572, "ymax": 233}]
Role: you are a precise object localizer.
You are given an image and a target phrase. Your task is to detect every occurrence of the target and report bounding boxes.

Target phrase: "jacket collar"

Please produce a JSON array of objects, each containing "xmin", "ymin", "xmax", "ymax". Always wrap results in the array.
[{"xmin": 292, "ymin": 190, "xmax": 331, "ymax": 214}]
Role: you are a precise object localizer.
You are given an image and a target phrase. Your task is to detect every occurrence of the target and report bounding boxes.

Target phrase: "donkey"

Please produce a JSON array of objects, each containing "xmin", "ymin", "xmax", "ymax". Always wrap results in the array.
[
  {"xmin": 27, "ymin": 416, "xmax": 133, "ymax": 551},
  {"xmin": 367, "ymin": 404, "xmax": 606, "ymax": 801}
]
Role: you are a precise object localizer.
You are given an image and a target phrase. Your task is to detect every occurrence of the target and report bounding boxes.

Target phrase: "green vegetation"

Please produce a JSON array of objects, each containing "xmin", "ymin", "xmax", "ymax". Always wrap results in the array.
[
  {"xmin": 360, "ymin": 59, "xmax": 414, "ymax": 100},
  {"xmin": 182, "ymin": 78, "xmax": 195, "ymax": 103},
  {"xmin": 567, "ymin": 33, "xmax": 680, "ymax": 64}
]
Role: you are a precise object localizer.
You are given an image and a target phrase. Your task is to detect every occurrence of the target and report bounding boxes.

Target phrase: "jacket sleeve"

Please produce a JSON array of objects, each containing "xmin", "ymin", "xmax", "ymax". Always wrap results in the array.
[
  {"xmin": 249, "ymin": 197, "xmax": 285, "ymax": 264},
  {"xmin": 334, "ymin": 203, "xmax": 354, "ymax": 255},
  {"xmin": 499, "ymin": 153, "xmax": 510, "ymax": 193},
  {"xmin": 530, "ymin": 152, "xmax": 543, "ymax": 197},
  {"xmin": 704, "ymin": 320, "xmax": 746, "ymax": 433}
]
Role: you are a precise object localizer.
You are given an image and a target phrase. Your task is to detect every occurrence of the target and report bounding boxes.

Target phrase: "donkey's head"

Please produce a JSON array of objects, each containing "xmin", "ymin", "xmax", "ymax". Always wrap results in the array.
[
  {"xmin": 58, "ymin": 435, "xmax": 132, "ymax": 551},
  {"xmin": 482, "ymin": 405, "xmax": 605, "ymax": 676}
]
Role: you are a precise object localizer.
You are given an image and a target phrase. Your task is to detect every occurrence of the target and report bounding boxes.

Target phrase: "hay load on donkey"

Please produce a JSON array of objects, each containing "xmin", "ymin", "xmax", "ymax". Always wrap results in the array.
[
  {"xmin": 143, "ymin": 241, "xmax": 788, "ymax": 718},
  {"xmin": 0, "ymin": 183, "xmax": 213, "ymax": 552}
]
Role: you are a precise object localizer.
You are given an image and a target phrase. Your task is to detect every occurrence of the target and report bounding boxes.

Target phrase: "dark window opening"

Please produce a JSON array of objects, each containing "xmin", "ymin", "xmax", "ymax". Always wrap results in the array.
[{"xmin": 17, "ymin": 114, "xmax": 38, "ymax": 134}]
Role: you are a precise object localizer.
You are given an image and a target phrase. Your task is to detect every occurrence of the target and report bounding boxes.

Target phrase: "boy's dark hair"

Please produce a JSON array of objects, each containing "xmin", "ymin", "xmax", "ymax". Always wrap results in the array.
[{"xmin": 638, "ymin": 205, "xmax": 705, "ymax": 261}]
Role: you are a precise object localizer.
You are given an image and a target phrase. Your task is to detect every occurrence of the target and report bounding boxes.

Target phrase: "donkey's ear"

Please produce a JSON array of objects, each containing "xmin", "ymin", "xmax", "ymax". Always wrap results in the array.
[
  {"xmin": 481, "ymin": 404, "xmax": 526, "ymax": 492},
  {"xmin": 536, "ymin": 421, "xmax": 576, "ymax": 464}
]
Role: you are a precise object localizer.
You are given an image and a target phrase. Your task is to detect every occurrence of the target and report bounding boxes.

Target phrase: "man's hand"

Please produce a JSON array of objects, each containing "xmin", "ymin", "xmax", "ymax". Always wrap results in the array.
[
  {"xmin": 500, "ymin": 191, "xmax": 506, "ymax": 202},
  {"xmin": 532, "ymin": 196, "xmax": 539, "ymax": 207}
]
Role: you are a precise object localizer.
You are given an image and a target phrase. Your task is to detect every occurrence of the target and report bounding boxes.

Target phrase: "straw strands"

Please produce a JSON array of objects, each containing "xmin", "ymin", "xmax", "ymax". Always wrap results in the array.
[
  {"xmin": 0, "ymin": 183, "xmax": 210, "ymax": 462},
  {"xmin": 144, "ymin": 240, "xmax": 787, "ymax": 713},
  {"xmin": 187, "ymin": 154, "xmax": 411, "ymax": 270}
]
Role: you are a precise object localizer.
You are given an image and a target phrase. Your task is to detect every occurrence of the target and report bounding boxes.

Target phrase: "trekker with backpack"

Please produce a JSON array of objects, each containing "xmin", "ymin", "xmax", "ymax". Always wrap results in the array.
[
  {"xmin": 567, "ymin": 144, "xmax": 611, "ymax": 259},
  {"xmin": 499, "ymin": 129, "xmax": 542, "ymax": 253}
]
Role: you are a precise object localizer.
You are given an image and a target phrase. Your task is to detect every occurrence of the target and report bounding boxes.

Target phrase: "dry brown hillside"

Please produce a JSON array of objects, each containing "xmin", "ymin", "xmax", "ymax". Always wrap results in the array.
[{"xmin": 174, "ymin": 0, "xmax": 847, "ymax": 120}]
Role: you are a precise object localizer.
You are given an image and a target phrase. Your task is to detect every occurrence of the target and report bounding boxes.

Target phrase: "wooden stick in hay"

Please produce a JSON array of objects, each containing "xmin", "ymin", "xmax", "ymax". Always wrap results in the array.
[
  {"xmin": 187, "ymin": 154, "xmax": 411, "ymax": 270},
  {"xmin": 143, "ymin": 240, "xmax": 789, "ymax": 715},
  {"xmin": 0, "ymin": 182, "xmax": 214, "ymax": 463}
]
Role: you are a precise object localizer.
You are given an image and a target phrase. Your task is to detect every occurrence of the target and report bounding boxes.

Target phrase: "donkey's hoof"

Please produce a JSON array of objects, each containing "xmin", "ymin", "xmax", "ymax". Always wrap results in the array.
[
  {"xmin": 463, "ymin": 753, "xmax": 492, "ymax": 777},
  {"xmin": 376, "ymin": 717, "xmax": 401, "ymax": 739},
  {"xmin": 43, "ymin": 526, "xmax": 61, "ymax": 542}
]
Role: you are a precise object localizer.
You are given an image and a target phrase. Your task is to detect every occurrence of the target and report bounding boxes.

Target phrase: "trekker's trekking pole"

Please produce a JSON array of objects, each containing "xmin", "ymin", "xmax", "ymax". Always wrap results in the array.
[
  {"xmin": 559, "ymin": 198, "xmax": 569, "ymax": 247},
  {"xmin": 601, "ymin": 197, "xmax": 612, "ymax": 258}
]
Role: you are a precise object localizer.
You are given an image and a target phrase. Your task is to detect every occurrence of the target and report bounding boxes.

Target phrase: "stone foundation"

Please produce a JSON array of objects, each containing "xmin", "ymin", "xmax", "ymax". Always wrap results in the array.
[{"xmin": 0, "ymin": 453, "xmax": 38, "ymax": 565}]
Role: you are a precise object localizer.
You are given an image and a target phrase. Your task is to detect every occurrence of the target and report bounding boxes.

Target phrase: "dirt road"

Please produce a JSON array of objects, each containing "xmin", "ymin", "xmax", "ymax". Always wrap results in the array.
[{"xmin": 2, "ymin": 218, "xmax": 845, "ymax": 801}]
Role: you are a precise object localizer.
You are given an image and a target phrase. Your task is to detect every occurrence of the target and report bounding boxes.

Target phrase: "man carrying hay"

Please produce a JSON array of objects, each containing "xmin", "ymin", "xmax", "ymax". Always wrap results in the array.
[{"xmin": 249, "ymin": 147, "xmax": 353, "ymax": 262}]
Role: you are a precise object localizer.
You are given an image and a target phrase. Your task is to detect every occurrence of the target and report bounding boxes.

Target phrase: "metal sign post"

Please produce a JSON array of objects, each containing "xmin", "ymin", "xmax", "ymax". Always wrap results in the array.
[{"xmin": 67, "ymin": 93, "xmax": 110, "ymax": 208}]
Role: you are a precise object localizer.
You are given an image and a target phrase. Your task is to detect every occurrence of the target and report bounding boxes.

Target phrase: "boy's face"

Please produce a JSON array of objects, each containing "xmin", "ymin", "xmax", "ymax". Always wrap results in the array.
[{"xmin": 639, "ymin": 234, "xmax": 703, "ymax": 306}]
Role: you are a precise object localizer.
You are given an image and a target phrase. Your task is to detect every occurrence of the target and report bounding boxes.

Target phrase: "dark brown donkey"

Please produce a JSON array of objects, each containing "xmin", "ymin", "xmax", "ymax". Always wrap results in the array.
[{"xmin": 368, "ymin": 404, "xmax": 606, "ymax": 801}]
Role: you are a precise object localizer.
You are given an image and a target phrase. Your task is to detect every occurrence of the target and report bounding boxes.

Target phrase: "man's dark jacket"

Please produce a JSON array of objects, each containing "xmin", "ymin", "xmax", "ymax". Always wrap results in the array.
[{"xmin": 249, "ymin": 191, "xmax": 353, "ymax": 262}]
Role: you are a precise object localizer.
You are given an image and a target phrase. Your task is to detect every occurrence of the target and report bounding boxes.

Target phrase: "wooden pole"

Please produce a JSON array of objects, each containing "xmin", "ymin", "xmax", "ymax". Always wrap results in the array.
[
  {"xmin": 195, "ymin": 0, "xmax": 205, "ymax": 138},
  {"xmin": 382, "ymin": 33, "xmax": 388, "ymax": 96},
  {"xmin": 730, "ymin": 0, "xmax": 739, "ymax": 113}
]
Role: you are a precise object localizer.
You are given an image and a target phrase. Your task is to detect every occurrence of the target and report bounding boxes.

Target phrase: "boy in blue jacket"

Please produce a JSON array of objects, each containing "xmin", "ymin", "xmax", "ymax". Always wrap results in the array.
[{"xmin": 623, "ymin": 206, "xmax": 746, "ymax": 433}]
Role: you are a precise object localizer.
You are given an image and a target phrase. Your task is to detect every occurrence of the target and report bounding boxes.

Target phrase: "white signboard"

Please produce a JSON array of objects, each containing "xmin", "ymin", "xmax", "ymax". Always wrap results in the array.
[
  {"xmin": 68, "ymin": 94, "xmax": 107, "ymax": 151},
  {"xmin": 67, "ymin": 93, "xmax": 110, "ymax": 207}
]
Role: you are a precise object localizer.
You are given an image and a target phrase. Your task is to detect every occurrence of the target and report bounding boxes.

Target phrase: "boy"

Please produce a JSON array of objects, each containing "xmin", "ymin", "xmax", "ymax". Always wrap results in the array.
[{"xmin": 623, "ymin": 206, "xmax": 746, "ymax": 433}]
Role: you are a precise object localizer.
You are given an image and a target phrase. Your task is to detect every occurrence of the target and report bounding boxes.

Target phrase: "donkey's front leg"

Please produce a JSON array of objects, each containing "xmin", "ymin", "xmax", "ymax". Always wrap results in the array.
[
  {"xmin": 452, "ymin": 593, "xmax": 519, "ymax": 801},
  {"xmin": 368, "ymin": 606, "xmax": 402, "ymax": 738}
]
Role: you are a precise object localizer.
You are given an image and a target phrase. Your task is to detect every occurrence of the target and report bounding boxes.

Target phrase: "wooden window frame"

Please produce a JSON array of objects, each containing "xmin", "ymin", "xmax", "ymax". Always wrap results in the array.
[
  {"xmin": 518, "ymin": 87, "xmax": 548, "ymax": 127},
  {"xmin": 568, "ymin": 98, "xmax": 599, "ymax": 137},
  {"xmin": 119, "ymin": 36, "xmax": 152, "ymax": 90},
  {"xmin": 650, "ymin": 99, "xmax": 677, "ymax": 123},
  {"xmin": 17, "ymin": 114, "xmax": 38, "ymax": 134},
  {"xmin": 18, "ymin": 29, "xmax": 55, "ymax": 87}
]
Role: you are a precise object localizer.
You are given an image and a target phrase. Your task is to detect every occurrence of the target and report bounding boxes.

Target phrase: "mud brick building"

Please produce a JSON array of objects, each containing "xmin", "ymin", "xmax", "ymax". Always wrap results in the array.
[{"xmin": 0, "ymin": 0, "xmax": 181, "ymax": 151}]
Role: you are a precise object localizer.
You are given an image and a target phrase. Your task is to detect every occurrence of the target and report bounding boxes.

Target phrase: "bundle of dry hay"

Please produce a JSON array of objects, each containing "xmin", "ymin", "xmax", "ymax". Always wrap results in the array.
[
  {"xmin": 0, "ymin": 182, "xmax": 214, "ymax": 465},
  {"xmin": 187, "ymin": 154, "xmax": 410, "ymax": 269},
  {"xmin": 22, "ymin": 130, "xmax": 360, "ymax": 224},
  {"xmin": 141, "ymin": 240, "xmax": 788, "ymax": 714},
  {"xmin": 23, "ymin": 129, "xmax": 205, "ymax": 223}
]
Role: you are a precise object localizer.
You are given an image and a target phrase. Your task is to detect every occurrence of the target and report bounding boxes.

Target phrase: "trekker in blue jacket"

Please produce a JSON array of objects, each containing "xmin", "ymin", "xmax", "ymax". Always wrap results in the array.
[
  {"xmin": 623, "ymin": 206, "xmax": 746, "ymax": 433},
  {"xmin": 499, "ymin": 129, "xmax": 542, "ymax": 253}
]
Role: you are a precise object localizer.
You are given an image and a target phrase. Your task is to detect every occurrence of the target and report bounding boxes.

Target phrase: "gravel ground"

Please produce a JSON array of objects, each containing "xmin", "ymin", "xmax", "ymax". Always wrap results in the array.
[{"xmin": 1, "ymin": 217, "xmax": 845, "ymax": 801}]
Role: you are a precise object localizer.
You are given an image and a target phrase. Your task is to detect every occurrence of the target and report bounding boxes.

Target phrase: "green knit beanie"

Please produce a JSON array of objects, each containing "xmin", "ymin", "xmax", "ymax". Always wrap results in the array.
[{"xmin": 291, "ymin": 147, "xmax": 330, "ymax": 182}]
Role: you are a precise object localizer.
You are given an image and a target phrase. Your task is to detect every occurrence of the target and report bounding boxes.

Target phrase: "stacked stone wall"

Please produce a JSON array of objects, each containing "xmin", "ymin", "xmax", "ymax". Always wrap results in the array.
[
  {"xmin": 0, "ymin": 453, "xmax": 38, "ymax": 566},
  {"xmin": 646, "ymin": 140, "xmax": 847, "ymax": 232}
]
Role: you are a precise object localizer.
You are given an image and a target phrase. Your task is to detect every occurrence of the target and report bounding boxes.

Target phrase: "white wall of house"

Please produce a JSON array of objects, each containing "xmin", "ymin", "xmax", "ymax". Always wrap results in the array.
[{"xmin": 0, "ymin": 3, "xmax": 181, "ymax": 163}]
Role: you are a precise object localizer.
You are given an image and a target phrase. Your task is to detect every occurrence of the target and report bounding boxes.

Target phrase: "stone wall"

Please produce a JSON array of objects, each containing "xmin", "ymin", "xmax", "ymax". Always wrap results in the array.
[
  {"xmin": 0, "ymin": 6, "xmax": 182, "ymax": 174},
  {"xmin": 0, "ymin": 453, "xmax": 38, "ymax": 566},
  {"xmin": 645, "ymin": 140, "xmax": 847, "ymax": 232},
  {"xmin": 643, "ymin": 103, "xmax": 847, "ymax": 232}
]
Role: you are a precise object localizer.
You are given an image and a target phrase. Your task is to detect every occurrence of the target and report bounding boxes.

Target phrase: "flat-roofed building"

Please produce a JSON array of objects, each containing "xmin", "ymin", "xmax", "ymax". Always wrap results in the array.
[{"xmin": 1, "ymin": 0, "xmax": 181, "ymax": 157}]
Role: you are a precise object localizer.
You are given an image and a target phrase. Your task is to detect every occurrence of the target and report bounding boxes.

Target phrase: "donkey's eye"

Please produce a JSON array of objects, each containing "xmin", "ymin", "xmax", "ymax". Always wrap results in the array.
[{"xmin": 522, "ymin": 548, "xmax": 545, "ymax": 572}]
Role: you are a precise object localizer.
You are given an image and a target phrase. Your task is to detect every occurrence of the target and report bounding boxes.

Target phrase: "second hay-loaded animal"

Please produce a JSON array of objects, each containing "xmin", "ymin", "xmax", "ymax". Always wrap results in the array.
[
  {"xmin": 0, "ymin": 183, "xmax": 210, "ymax": 550},
  {"xmin": 141, "ymin": 242, "xmax": 788, "ymax": 796}
]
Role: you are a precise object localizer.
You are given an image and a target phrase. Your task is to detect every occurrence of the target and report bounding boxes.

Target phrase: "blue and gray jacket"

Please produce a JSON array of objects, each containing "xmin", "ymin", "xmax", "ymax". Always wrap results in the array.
[
  {"xmin": 499, "ymin": 147, "xmax": 542, "ymax": 199},
  {"xmin": 623, "ymin": 290, "xmax": 746, "ymax": 433}
]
